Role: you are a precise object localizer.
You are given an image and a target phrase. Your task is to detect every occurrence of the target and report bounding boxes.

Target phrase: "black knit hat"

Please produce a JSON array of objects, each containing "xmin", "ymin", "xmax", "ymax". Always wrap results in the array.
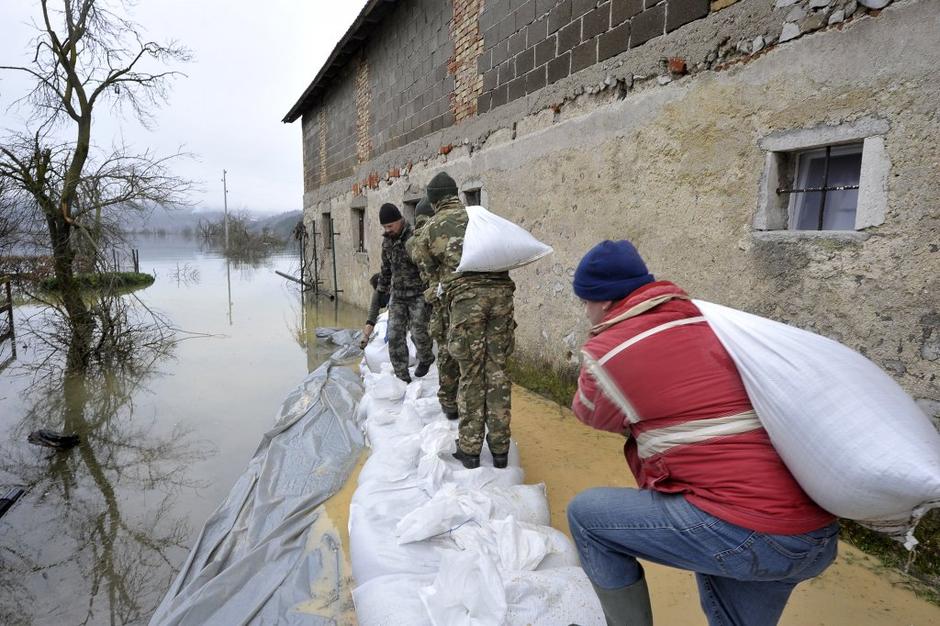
[
  {"xmin": 415, "ymin": 196, "xmax": 433, "ymax": 220},
  {"xmin": 426, "ymin": 172, "xmax": 458, "ymax": 204},
  {"xmin": 379, "ymin": 203, "xmax": 402, "ymax": 225}
]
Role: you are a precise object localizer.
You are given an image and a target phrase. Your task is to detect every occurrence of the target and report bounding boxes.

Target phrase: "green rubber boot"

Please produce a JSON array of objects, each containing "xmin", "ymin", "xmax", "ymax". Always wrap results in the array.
[{"xmin": 591, "ymin": 577, "xmax": 653, "ymax": 626}]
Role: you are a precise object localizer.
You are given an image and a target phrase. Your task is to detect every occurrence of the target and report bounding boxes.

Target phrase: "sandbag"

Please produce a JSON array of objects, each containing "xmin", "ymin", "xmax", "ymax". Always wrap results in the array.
[
  {"xmin": 456, "ymin": 205, "xmax": 553, "ymax": 272},
  {"xmin": 694, "ymin": 299, "xmax": 940, "ymax": 548},
  {"xmin": 363, "ymin": 310, "xmax": 416, "ymax": 374}
]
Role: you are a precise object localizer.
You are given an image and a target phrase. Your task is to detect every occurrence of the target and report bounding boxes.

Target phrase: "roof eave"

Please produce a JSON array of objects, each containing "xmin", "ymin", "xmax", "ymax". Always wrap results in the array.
[{"xmin": 282, "ymin": 0, "xmax": 397, "ymax": 124}]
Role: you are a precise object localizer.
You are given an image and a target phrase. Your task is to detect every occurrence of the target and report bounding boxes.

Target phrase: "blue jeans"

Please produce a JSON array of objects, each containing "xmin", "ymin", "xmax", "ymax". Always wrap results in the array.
[{"xmin": 567, "ymin": 488, "xmax": 839, "ymax": 626}]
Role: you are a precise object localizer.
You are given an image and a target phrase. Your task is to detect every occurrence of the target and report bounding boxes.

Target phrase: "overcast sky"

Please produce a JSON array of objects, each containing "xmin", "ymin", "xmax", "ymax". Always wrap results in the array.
[{"xmin": 0, "ymin": 0, "xmax": 365, "ymax": 214}]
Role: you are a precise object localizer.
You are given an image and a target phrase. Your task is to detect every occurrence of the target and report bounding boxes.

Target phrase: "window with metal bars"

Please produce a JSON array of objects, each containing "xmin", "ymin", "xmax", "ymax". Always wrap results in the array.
[
  {"xmin": 779, "ymin": 143, "xmax": 863, "ymax": 231},
  {"xmin": 353, "ymin": 208, "xmax": 365, "ymax": 252}
]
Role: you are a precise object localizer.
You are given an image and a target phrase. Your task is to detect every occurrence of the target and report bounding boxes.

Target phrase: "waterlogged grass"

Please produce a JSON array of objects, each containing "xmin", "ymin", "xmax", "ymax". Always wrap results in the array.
[
  {"xmin": 840, "ymin": 513, "xmax": 940, "ymax": 604},
  {"xmin": 39, "ymin": 271, "xmax": 155, "ymax": 293},
  {"xmin": 507, "ymin": 355, "xmax": 578, "ymax": 408}
]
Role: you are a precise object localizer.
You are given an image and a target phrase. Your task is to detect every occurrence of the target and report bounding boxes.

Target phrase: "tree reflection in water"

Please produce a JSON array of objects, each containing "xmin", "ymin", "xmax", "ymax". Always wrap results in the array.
[{"xmin": 0, "ymin": 311, "xmax": 215, "ymax": 625}]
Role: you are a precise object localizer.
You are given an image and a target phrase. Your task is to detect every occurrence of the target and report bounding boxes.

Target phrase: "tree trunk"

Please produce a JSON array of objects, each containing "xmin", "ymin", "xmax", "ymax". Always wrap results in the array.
[{"xmin": 48, "ymin": 211, "xmax": 94, "ymax": 370}]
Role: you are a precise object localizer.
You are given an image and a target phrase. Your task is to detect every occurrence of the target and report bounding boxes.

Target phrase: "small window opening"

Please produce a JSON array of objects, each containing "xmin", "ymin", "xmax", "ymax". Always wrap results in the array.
[
  {"xmin": 354, "ymin": 208, "xmax": 365, "ymax": 252},
  {"xmin": 402, "ymin": 200, "xmax": 418, "ymax": 225},
  {"xmin": 779, "ymin": 143, "xmax": 863, "ymax": 231},
  {"xmin": 321, "ymin": 212, "xmax": 333, "ymax": 249},
  {"xmin": 463, "ymin": 188, "xmax": 482, "ymax": 206}
]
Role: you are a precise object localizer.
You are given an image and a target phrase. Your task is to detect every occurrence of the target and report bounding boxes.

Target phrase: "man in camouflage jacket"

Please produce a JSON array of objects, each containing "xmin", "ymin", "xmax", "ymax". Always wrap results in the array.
[
  {"xmin": 408, "ymin": 172, "xmax": 516, "ymax": 469},
  {"xmin": 363, "ymin": 203, "xmax": 434, "ymax": 383},
  {"xmin": 407, "ymin": 196, "xmax": 459, "ymax": 421}
]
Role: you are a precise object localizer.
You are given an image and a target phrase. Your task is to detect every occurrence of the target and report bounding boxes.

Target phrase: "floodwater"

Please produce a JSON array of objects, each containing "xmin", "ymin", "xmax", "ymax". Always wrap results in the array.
[{"xmin": 0, "ymin": 235, "xmax": 364, "ymax": 625}]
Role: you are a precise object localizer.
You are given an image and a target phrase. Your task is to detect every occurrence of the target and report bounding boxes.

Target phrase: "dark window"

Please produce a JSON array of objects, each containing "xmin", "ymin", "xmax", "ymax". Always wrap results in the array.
[
  {"xmin": 354, "ymin": 208, "xmax": 365, "ymax": 252},
  {"xmin": 464, "ymin": 188, "xmax": 482, "ymax": 206},
  {"xmin": 321, "ymin": 213, "xmax": 333, "ymax": 249},
  {"xmin": 778, "ymin": 143, "xmax": 863, "ymax": 230}
]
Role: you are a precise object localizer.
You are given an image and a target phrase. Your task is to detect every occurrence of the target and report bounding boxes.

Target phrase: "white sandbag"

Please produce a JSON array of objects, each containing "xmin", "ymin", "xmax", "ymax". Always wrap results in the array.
[
  {"xmin": 456, "ymin": 205, "xmax": 553, "ymax": 272},
  {"xmin": 419, "ymin": 551, "xmax": 508, "ymax": 626},
  {"xmin": 451, "ymin": 516, "xmax": 555, "ymax": 572},
  {"xmin": 363, "ymin": 311, "xmax": 417, "ymax": 374},
  {"xmin": 396, "ymin": 483, "xmax": 549, "ymax": 544},
  {"xmin": 352, "ymin": 574, "xmax": 434, "ymax": 626},
  {"xmin": 694, "ymin": 299, "xmax": 940, "ymax": 548},
  {"xmin": 504, "ymin": 567, "xmax": 606, "ymax": 625}
]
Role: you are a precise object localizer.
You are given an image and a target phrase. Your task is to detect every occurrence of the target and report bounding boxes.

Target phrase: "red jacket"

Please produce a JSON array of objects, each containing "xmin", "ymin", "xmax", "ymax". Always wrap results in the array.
[{"xmin": 573, "ymin": 281, "xmax": 834, "ymax": 535}]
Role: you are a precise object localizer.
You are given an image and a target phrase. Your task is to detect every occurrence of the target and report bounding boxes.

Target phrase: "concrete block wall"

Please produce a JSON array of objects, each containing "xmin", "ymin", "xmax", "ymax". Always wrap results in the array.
[
  {"xmin": 476, "ymin": 0, "xmax": 709, "ymax": 113},
  {"xmin": 367, "ymin": 0, "xmax": 456, "ymax": 155}
]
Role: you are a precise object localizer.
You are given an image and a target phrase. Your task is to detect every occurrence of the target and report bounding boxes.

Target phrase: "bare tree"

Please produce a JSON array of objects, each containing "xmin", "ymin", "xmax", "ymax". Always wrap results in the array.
[{"xmin": 0, "ymin": 0, "xmax": 191, "ymax": 369}]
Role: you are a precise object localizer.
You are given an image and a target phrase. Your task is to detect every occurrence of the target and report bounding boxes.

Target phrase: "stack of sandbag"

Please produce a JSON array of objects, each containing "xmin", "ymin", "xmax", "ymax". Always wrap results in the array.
[
  {"xmin": 695, "ymin": 300, "xmax": 940, "ymax": 549},
  {"xmin": 362, "ymin": 310, "xmax": 417, "ymax": 374},
  {"xmin": 457, "ymin": 205, "xmax": 553, "ymax": 272},
  {"xmin": 349, "ymin": 357, "xmax": 603, "ymax": 625}
]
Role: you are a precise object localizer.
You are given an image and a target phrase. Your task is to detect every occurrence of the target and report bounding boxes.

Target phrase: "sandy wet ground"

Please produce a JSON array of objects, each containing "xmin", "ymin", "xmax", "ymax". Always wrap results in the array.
[{"xmin": 310, "ymin": 383, "xmax": 940, "ymax": 625}]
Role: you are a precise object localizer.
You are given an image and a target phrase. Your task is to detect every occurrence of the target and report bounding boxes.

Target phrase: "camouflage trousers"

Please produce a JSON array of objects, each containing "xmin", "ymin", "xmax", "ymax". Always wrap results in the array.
[
  {"xmin": 387, "ymin": 296, "xmax": 434, "ymax": 379},
  {"xmin": 447, "ymin": 284, "xmax": 515, "ymax": 456},
  {"xmin": 429, "ymin": 299, "xmax": 458, "ymax": 414}
]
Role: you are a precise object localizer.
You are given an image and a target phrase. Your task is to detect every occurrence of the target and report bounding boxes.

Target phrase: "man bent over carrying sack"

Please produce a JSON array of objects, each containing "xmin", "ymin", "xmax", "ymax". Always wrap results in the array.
[
  {"xmin": 407, "ymin": 196, "xmax": 461, "ymax": 423},
  {"xmin": 408, "ymin": 172, "xmax": 516, "ymax": 469},
  {"xmin": 568, "ymin": 240, "xmax": 838, "ymax": 626},
  {"xmin": 362, "ymin": 203, "xmax": 435, "ymax": 383}
]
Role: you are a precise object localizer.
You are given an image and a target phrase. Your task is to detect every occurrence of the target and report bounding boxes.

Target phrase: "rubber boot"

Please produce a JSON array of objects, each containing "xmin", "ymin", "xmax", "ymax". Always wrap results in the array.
[
  {"xmin": 591, "ymin": 577, "xmax": 653, "ymax": 626},
  {"xmin": 491, "ymin": 452, "xmax": 508, "ymax": 469},
  {"xmin": 395, "ymin": 370, "xmax": 412, "ymax": 384},
  {"xmin": 414, "ymin": 355, "xmax": 435, "ymax": 378},
  {"xmin": 452, "ymin": 443, "xmax": 480, "ymax": 469},
  {"xmin": 444, "ymin": 409, "xmax": 459, "ymax": 421}
]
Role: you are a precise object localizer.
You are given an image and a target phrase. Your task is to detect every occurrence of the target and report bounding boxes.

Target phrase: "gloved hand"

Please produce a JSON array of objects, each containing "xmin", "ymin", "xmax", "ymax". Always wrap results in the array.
[{"xmin": 359, "ymin": 323, "xmax": 374, "ymax": 349}]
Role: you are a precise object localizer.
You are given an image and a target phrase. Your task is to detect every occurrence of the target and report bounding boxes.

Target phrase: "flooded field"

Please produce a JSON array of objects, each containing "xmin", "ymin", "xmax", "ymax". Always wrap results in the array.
[{"xmin": 0, "ymin": 235, "xmax": 364, "ymax": 625}]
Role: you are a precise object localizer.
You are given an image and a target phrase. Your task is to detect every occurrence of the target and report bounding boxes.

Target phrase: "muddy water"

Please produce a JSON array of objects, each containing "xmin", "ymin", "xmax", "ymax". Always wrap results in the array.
[{"xmin": 0, "ymin": 235, "xmax": 365, "ymax": 625}]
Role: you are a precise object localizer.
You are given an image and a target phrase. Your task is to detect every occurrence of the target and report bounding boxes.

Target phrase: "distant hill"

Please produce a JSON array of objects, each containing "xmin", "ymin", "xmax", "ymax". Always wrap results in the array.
[
  {"xmin": 248, "ymin": 211, "xmax": 303, "ymax": 240},
  {"xmin": 123, "ymin": 206, "xmax": 302, "ymax": 240}
]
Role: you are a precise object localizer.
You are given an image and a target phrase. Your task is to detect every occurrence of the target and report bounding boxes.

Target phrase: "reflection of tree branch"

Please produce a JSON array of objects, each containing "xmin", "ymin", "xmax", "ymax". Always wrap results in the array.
[{"xmin": 0, "ymin": 317, "xmax": 214, "ymax": 624}]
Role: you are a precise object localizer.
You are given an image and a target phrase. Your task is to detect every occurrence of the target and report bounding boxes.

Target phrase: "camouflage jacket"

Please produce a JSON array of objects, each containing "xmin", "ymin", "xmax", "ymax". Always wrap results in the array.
[
  {"xmin": 375, "ymin": 221, "xmax": 426, "ymax": 302},
  {"xmin": 407, "ymin": 197, "xmax": 513, "ymax": 301}
]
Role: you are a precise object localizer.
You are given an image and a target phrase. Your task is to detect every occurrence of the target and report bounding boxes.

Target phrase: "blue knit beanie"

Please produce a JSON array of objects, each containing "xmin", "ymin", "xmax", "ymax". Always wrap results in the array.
[{"xmin": 573, "ymin": 240, "xmax": 655, "ymax": 301}]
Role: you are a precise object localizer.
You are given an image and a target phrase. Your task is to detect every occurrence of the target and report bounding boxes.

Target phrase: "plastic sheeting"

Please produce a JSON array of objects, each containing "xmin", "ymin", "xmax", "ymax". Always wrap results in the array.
[
  {"xmin": 350, "ymin": 349, "xmax": 604, "ymax": 625},
  {"xmin": 151, "ymin": 335, "xmax": 365, "ymax": 626}
]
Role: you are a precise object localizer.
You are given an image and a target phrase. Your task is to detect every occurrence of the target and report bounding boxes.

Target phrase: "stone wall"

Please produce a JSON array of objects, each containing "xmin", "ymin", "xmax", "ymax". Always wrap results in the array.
[{"xmin": 296, "ymin": 0, "xmax": 939, "ymax": 423}]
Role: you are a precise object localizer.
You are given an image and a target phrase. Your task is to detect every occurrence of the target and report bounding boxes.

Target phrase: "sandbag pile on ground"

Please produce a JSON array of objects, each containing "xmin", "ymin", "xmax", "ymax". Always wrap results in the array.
[
  {"xmin": 696, "ymin": 300, "xmax": 940, "ymax": 549},
  {"xmin": 349, "ymin": 343, "xmax": 603, "ymax": 625},
  {"xmin": 363, "ymin": 310, "xmax": 417, "ymax": 374}
]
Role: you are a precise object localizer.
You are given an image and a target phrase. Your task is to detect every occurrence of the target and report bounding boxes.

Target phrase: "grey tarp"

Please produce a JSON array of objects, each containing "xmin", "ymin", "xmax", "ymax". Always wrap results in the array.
[{"xmin": 151, "ymin": 335, "xmax": 365, "ymax": 625}]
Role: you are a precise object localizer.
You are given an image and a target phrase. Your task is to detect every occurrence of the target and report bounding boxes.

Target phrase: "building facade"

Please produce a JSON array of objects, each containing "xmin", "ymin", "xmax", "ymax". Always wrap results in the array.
[{"xmin": 284, "ymin": 0, "xmax": 940, "ymax": 424}]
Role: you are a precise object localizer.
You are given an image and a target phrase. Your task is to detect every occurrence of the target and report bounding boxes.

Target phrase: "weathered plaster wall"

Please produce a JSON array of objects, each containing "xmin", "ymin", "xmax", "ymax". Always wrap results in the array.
[{"xmin": 302, "ymin": 0, "xmax": 939, "ymax": 422}]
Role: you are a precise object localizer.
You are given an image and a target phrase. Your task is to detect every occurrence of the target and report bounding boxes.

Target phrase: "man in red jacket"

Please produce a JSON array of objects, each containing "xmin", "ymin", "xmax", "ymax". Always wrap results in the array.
[{"xmin": 567, "ymin": 240, "xmax": 838, "ymax": 626}]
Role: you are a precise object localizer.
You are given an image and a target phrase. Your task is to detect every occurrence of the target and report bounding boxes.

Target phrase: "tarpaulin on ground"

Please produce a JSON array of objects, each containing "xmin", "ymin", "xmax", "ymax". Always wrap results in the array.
[{"xmin": 150, "ymin": 332, "xmax": 364, "ymax": 626}]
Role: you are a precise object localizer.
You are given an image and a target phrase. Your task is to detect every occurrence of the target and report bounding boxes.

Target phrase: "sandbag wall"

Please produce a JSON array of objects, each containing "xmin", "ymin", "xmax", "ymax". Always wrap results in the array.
[{"xmin": 350, "ymin": 314, "xmax": 604, "ymax": 625}]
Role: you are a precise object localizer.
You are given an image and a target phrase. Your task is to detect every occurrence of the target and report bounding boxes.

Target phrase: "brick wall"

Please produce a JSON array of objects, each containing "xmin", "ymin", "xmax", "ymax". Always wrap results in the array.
[
  {"xmin": 300, "ymin": 0, "xmax": 718, "ymax": 190},
  {"xmin": 451, "ymin": 0, "xmax": 486, "ymax": 122},
  {"xmin": 367, "ymin": 0, "xmax": 455, "ymax": 154},
  {"xmin": 355, "ymin": 55, "xmax": 373, "ymax": 163},
  {"xmin": 477, "ymin": 0, "xmax": 709, "ymax": 113}
]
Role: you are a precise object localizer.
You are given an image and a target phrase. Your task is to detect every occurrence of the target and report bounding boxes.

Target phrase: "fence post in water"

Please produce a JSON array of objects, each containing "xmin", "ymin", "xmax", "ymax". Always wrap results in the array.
[
  {"xmin": 0, "ymin": 276, "xmax": 16, "ymax": 370},
  {"xmin": 311, "ymin": 221, "xmax": 321, "ymax": 296}
]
